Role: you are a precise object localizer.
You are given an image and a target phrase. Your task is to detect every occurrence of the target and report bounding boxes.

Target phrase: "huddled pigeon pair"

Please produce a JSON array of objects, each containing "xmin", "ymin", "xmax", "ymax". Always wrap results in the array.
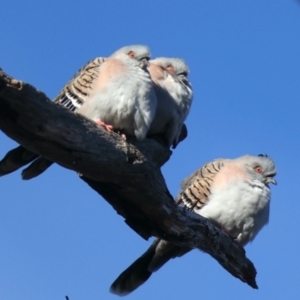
[
  {"xmin": 0, "ymin": 45, "xmax": 277, "ymax": 296},
  {"xmin": 0, "ymin": 44, "xmax": 193, "ymax": 180}
]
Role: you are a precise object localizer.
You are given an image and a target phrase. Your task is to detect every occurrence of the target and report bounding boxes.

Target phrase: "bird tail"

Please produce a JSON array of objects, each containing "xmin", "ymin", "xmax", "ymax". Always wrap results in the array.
[
  {"xmin": 0, "ymin": 146, "xmax": 54, "ymax": 179},
  {"xmin": 21, "ymin": 157, "xmax": 54, "ymax": 180},
  {"xmin": 110, "ymin": 242, "xmax": 156, "ymax": 296},
  {"xmin": 110, "ymin": 239, "xmax": 189, "ymax": 296},
  {"xmin": 0, "ymin": 146, "xmax": 38, "ymax": 176}
]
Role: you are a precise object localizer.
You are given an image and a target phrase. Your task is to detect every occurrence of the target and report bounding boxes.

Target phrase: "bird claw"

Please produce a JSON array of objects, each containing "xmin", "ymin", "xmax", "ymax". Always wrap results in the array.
[{"xmin": 95, "ymin": 120, "xmax": 127, "ymax": 140}]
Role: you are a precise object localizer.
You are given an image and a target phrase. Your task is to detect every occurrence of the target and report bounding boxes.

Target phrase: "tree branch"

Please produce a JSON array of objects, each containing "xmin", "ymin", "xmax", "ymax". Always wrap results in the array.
[{"xmin": 0, "ymin": 68, "xmax": 258, "ymax": 289}]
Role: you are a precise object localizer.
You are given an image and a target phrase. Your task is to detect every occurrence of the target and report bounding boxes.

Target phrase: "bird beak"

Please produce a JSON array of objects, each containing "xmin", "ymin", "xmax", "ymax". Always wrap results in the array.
[
  {"xmin": 139, "ymin": 57, "xmax": 150, "ymax": 68},
  {"xmin": 177, "ymin": 74, "xmax": 190, "ymax": 86},
  {"xmin": 266, "ymin": 178, "xmax": 277, "ymax": 185}
]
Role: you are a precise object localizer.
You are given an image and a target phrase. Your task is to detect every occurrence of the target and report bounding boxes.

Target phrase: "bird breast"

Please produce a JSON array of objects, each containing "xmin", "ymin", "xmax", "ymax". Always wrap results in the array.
[
  {"xmin": 77, "ymin": 59, "xmax": 156, "ymax": 136},
  {"xmin": 197, "ymin": 179, "xmax": 271, "ymax": 246}
]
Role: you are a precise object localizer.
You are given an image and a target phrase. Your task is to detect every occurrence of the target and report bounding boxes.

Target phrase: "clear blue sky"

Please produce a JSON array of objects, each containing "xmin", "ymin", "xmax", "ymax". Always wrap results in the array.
[{"xmin": 0, "ymin": 1, "xmax": 299, "ymax": 299}]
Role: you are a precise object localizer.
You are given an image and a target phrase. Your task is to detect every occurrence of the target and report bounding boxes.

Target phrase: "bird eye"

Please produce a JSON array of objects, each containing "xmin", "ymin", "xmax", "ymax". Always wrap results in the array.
[
  {"xmin": 166, "ymin": 65, "xmax": 175, "ymax": 73},
  {"xmin": 254, "ymin": 166, "xmax": 263, "ymax": 173},
  {"xmin": 128, "ymin": 51, "xmax": 136, "ymax": 59}
]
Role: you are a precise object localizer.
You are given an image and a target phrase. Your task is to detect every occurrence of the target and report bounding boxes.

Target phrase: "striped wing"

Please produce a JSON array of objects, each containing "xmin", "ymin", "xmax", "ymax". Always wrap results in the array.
[
  {"xmin": 176, "ymin": 159, "xmax": 225, "ymax": 211},
  {"xmin": 54, "ymin": 57, "xmax": 106, "ymax": 111},
  {"xmin": 0, "ymin": 57, "xmax": 106, "ymax": 180}
]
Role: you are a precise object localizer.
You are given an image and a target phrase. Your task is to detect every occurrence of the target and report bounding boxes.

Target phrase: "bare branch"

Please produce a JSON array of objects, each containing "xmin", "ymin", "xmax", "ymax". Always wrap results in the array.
[{"xmin": 0, "ymin": 68, "xmax": 258, "ymax": 289}]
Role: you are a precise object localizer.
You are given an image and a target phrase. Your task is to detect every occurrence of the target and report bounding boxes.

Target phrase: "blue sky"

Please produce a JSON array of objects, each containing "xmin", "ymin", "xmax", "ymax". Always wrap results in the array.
[{"xmin": 0, "ymin": 1, "xmax": 300, "ymax": 299}]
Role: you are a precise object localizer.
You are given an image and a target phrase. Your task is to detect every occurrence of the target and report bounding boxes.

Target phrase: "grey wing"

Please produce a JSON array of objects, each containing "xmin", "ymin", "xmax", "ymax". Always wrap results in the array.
[
  {"xmin": 54, "ymin": 57, "xmax": 106, "ymax": 111},
  {"xmin": 22, "ymin": 57, "xmax": 106, "ymax": 179},
  {"xmin": 176, "ymin": 159, "xmax": 225, "ymax": 211},
  {"xmin": 0, "ymin": 57, "xmax": 106, "ymax": 179},
  {"xmin": 134, "ymin": 162, "xmax": 226, "ymax": 272}
]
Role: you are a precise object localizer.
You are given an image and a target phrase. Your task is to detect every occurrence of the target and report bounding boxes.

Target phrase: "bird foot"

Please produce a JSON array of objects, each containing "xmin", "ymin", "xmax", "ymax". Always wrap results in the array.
[
  {"xmin": 94, "ymin": 120, "xmax": 127, "ymax": 140},
  {"xmin": 94, "ymin": 119, "xmax": 114, "ymax": 132}
]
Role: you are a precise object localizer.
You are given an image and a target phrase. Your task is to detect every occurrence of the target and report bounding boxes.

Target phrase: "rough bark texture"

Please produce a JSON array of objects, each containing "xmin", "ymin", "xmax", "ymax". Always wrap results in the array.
[{"xmin": 0, "ymin": 68, "xmax": 258, "ymax": 289}]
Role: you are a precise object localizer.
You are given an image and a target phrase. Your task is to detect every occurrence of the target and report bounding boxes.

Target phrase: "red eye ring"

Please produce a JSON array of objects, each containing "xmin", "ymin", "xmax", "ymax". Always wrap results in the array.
[
  {"xmin": 166, "ymin": 65, "xmax": 175, "ymax": 73},
  {"xmin": 254, "ymin": 166, "xmax": 263, "ymax": 173},
  {"xmin": 128, "ymin": 51, "xmax": 135, "ymax": 59}
]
